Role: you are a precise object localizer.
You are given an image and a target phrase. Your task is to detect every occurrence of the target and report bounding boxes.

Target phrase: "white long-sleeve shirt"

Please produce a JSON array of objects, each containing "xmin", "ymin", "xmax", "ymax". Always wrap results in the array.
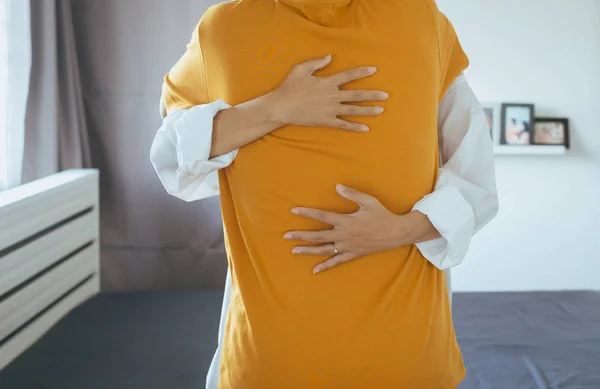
[{"xmin": 150, "ymin": 73, "xmax": 498, "ymax": 389}]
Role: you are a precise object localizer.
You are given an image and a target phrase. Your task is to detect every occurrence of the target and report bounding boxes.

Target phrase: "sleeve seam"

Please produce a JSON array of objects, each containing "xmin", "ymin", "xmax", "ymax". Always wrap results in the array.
[
  {"xmin": 439, "ymin": 34, "xmax": 457, "ymax": 101},
  {"xmin": 197, "ymin": 18, "xmax": 211, "ymax": 103},
  {"xmin": 426, "ymin": 0, "xmax": 443, "ymax": 79}
]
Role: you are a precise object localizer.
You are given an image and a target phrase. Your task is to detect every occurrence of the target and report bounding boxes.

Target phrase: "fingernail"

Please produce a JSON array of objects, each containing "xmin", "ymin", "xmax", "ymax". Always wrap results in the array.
[
  {"xmin": 313, "ymin": 267, "xmax": 321, "ymax": 274},
  {"xmin": 284, "ymin": 233, "xmax": 293, "ymax": 239},
  {"xmin": 381, "ymin": 92, "xmax": 389, "ymax": 99},
  {"xmin": 367, "ymin": 67, "xmax": 377, "ymax": 74},
  {"xmin": 375, "ymin": 107, "xmax": 384, "ymax": 114},
  {"xmin": 336, "ymin": 184, "xmax": 346, "ymax": 191},
  {"xmin": 324, "ymin": 54, "xmax": 331, "ymax": 60},
  {"xmin": 291, "ymin": 208, "xmax": 299, "ymax": 214},
  {"xmin": 292, "ymin": 248, "xmax": 300, "ymax": 254},
  {"xmin": 359, "ymin": 125, "xmax": 369, "ymax": 132}
]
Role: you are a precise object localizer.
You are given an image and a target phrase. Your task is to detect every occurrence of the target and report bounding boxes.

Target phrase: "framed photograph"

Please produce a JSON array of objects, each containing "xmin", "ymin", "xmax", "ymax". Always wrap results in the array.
[
  {"xmin": 500, "ymin": 103, "xmax": 535, "ymax": 145},
  {"xmin": 533, "ymin": 118, "xmax": 569, "ymax": 148},
  {"xmin": 481, "ymin": 103, "xmax": 501, "ymax": 143}
]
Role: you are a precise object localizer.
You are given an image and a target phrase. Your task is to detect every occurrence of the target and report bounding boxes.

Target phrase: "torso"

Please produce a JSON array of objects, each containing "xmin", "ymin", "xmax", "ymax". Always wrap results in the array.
[{"xmin": 200, "ymin": 0, "xmax": 465, "ymax": 387}]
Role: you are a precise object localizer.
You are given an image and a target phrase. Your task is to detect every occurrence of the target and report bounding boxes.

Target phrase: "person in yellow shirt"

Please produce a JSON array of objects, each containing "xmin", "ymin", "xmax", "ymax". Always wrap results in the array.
[{"xmin": 151, "ymin": 0, "xmax": 499, "ymax": 387}]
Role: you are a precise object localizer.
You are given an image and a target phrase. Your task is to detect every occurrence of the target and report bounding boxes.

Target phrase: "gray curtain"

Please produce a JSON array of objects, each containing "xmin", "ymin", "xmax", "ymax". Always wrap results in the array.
[
  {"xmin": 22, "ymin": 0, "xmax": 227, "ymax": 291},
  {"xmin": 23, "ymin": 0, "xmax": 92, "ymax": 182},
  {"xmin": 68, "ymin": 0, "xmax": 227, "ymax": 291}
]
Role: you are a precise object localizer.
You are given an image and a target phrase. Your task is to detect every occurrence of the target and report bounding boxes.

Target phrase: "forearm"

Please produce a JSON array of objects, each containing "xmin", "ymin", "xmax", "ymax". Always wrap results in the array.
[
  {"xmin": 210, "ymin": 92, "xmax": 283, "ymax": 158},
  {"xmin": 408, "ymin": 74, "xmax": 498, "ymax": 270},
  {"xmin": 392, "ymin": 211, "xmax": 442, "ymax": 247}
]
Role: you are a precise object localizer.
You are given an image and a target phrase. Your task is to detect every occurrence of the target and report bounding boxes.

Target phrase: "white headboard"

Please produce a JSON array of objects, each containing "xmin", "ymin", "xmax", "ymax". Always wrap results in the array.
[{"xmin": 0, "ymin": 169, "xmax": 100, "ymax": 370}]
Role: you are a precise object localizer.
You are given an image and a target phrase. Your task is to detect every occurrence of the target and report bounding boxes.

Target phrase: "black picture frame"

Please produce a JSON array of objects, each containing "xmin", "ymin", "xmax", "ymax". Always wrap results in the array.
[
  {"xmin": 500, "ymin": 103, "xmax": 535, "ymax": 145},
  {"xmin": 533, "ymin": 117, "xmax": 570, "ymax": 148},
  {"xmin": 481, "ymin": 103, "xmax": 501, "ymax": 143}
]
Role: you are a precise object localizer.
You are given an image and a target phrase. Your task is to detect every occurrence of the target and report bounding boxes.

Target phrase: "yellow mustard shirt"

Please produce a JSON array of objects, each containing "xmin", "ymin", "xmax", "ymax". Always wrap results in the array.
[{"xmin": 163, "ymin": 0, "xmax": 469, "ymax": 388}]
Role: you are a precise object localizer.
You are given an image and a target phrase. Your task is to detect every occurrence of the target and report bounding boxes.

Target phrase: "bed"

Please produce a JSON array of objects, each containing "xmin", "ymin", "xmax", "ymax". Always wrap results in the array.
[
  {"xmin": 454, "ymin": 290, "xmax": 600, "ymax": 389},
  {"xmin": 1, "ymin": 171, "xmax": 599, "ymax": 389},
  {"xmin": 0, "ymin": 291, "xmax": 599, "ymax": 389}
]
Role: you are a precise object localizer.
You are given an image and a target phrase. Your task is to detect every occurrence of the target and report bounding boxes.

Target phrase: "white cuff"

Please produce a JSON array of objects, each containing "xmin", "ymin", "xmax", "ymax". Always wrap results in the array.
[
  {"xmin": 150, "ymin": 99, "xmax": 236, "ymax": 202},
  {"xmin": 412, "ymin": 185, "xmax": 475, "ymax": 270},
  {"xmin": 176, "ymin": 99, "xmax": 235, "ymax": 176}
]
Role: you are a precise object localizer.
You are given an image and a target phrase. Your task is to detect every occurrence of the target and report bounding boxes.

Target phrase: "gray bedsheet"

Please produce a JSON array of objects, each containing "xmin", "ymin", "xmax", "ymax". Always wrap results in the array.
[
  {"xmin": 0, "ymin": 291, "xmax": 598, "ymax": 389},
  {"xmin": 455, "ymin": 291, "xmax": 600, "ymax": 389}
]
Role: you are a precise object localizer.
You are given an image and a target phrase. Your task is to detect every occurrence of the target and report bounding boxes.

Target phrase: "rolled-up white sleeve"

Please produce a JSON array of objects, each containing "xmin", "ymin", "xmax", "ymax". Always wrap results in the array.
[
  {"xmin": 150, "ymin": 99, "xmax": 236, "ymax": 202},
  {"xmin": 412, "ymin": 74, "xmax": 499, "ymax": 270}
]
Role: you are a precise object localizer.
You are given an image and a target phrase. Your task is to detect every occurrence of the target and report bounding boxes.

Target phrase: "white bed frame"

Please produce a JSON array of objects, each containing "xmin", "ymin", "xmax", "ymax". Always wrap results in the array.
[{"xmin": 0, "ymin": 169, "xmax": 100, "ymax": 370}]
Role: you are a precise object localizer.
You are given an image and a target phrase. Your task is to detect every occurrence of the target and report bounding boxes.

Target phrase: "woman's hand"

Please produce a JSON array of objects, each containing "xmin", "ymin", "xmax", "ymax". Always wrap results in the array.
[
  {"xmin": 284, "ymin": 184, "xmax": 439, "ymax": 274},
  {"xmin": 269, "ymin": 55, "xmax": 389, "ymax": 132},
  {"xmin": 209, "ymin": 55, "xmax": 387, "ymax": 157}
]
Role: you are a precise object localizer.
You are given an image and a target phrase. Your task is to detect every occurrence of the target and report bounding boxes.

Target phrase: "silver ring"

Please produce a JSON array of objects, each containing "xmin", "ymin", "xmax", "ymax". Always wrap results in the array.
[{"xmin": 332, "ymin": 244, "xmax": 339, "ymax": 255}]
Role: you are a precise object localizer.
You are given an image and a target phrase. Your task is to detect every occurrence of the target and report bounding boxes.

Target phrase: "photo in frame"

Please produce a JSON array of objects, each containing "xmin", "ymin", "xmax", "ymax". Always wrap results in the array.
[
  {"xmin": 500, "ymin": 103, "xmax": 535, "ymax": 145},
  {"xmin": 533, "ymin": 118, "xmax": 569, "ymax": 148},
  {"xmin": 481, "ymin": 103, "xmax": 501, "ymax": 144}
]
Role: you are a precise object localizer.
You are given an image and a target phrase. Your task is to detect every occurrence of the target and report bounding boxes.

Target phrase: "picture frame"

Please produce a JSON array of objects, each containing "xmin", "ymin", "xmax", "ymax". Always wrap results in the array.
[
  {"xmin": 500, "ymin": 103, "xmax": 535, "ymax": 145},
  {"xmin": 481, "ymin": 102, "xmax": 502, "ymax": 144},
  {"xmin": 533, "ymin": 117, "xmax": 570, "ymax": 148}
]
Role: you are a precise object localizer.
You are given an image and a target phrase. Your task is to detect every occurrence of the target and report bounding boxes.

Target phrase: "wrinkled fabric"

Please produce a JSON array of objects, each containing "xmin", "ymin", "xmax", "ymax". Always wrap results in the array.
[{"xmin": 157, "ymin": 0, "xmax": 478, "ymax": 387}]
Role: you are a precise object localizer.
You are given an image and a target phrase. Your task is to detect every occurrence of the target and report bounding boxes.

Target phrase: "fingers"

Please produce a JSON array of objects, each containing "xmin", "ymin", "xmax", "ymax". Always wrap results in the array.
[
  {"xmin": 329, "ymin": 104, "xmax": 384, "ymax": 131},
  {"xmin": 336, "ymin": 184, "xmax": 378, "ymax": 208},
  {"xmin": 337, "ymin": 105, "xmax": 384, "ymax": 117},
  {"xmin": 295, "ymin": 54, "xmax": 332, "ymax": 75},
  {"xmin": 291, "ymin": 207, "xmax": 343, "ymax": 225},
  {"xmin": 291, "ymin": 243, "xmax": 336, "ymax": 256},
  {"xmin": 284, "ymin": 230, "xmax": 334, "ymax": 243},
  {"xmin": 328, "ymin": 66, "xmax": 377, "ymax": 86},
  {"xmin": 339, "ymin": 90, "xmax": 389, "ymax": 103},
  {"xmin": 330, "ymin": 119, "xmax": 370, "ymax": 133},
  {"xmin": 313, "ymin": 252, "xmax": 356, "ymax": 274}
]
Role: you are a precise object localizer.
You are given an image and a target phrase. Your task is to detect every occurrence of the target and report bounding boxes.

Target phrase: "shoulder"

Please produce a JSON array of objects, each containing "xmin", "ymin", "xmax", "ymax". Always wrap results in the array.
[
  {"xmin": 424, "ymin": 1, "xmax": 454, "ymax": 31},
  {"xmin": 421, "ymin": 0, "xmax": 446, "ymax": 29},
  {"xmin": 197, "ymin": 1, "xmax": 237, "ymax": 37},
  {"xmin": 199, "ymin": 0, "xmax": 263, "ymax": 32},
  {"xmin": 201, "ymin": 0, "xmax": 239, "ymax": 24},
  {"xmin": 376, "ymin": 0, "xmax": 436, "ymax": 14},
  {"xmin": 372, "ymin": 0, "xmax": 439, "ymax": 32},
  {"xmin": 195, "ymin": 0, "xmax": 269, "ymax": 48}
]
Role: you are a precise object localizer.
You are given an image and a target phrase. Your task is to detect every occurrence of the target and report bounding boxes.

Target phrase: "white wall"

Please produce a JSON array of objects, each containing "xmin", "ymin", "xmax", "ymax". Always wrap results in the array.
[{"xmin": 438, "ymin": 0, "xmax": 600, "ymax": 291}]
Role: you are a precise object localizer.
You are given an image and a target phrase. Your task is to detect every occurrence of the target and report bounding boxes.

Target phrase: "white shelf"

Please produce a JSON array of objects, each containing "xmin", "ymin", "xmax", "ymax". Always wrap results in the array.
[{"xmin": 494, "ymin": 145, "xmax": 567, "ymax": 156}]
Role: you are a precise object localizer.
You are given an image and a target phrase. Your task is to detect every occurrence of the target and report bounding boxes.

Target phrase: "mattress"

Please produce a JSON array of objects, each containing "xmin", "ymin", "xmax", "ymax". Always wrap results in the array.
[
  {"xmin": 455, "ymin": 291, "xmax": 600, "ymax": 389},
  {"xmin": 0, "ymin": 291, "xmax": 598, "ymax": 389}
]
